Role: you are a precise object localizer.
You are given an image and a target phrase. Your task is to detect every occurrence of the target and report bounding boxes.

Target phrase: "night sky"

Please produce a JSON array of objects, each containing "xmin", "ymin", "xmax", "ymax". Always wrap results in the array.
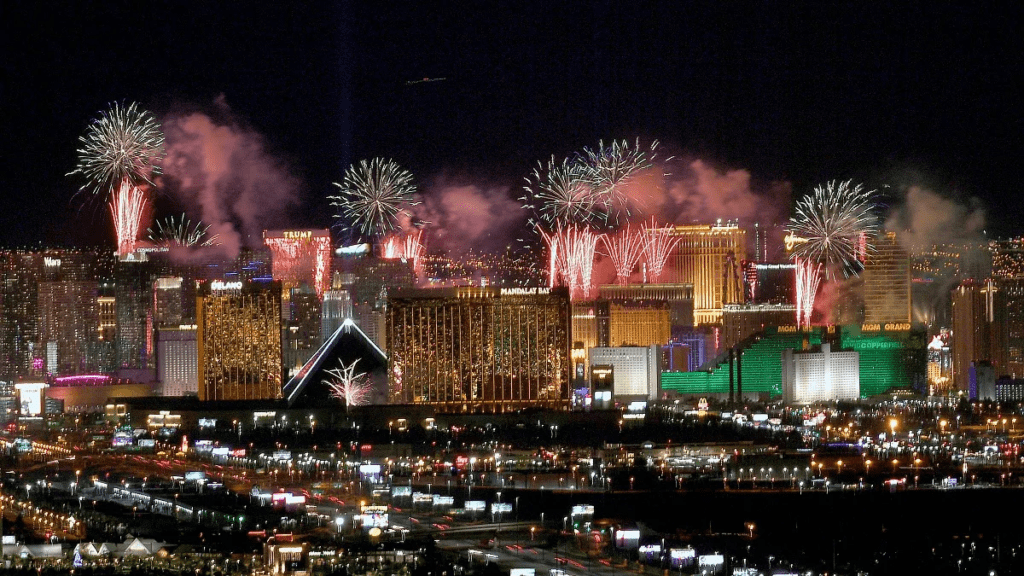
[{"xmin": 2, "ymin": 1, "xmax": 1021, "ymax": 247}]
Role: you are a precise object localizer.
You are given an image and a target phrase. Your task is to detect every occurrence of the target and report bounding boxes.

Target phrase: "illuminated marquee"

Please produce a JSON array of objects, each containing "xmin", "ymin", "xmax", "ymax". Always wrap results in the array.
[
  {"xmin": 861, "ymin": 322, "xmax": 911, "ymax": 332},
  {"xmin": 210, "ymin": 280, "xmax": 243, "ymax": 291},
  {"xmin": 500, "ymin": 287, "xmax": 551, "ymax": 296}
]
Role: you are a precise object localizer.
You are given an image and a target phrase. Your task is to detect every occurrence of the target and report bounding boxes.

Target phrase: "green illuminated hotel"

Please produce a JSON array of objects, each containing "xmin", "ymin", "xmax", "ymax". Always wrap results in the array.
[{"xmin": 661, "ymin": 325, "xmax": 926, "ymax": 400}]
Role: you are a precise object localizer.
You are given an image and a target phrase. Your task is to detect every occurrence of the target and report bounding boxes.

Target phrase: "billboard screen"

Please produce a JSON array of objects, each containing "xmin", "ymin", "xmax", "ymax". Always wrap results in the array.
[{"xmin": 698, "ymin": 555, "xmax": 724, "ymax": 567}]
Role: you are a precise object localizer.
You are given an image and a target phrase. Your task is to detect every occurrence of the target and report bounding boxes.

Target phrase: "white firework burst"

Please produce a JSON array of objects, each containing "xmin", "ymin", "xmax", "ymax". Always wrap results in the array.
[
  {"xmin": 329, "ymin": 158, "xmax": 419, "ymax": 238},
  {"xmin": 788, "ymin": 179, "xmax": 878, "ymax": 278}
]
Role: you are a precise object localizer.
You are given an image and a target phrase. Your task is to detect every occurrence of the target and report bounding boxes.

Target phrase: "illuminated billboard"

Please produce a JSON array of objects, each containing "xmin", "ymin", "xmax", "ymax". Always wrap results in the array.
[
  {"xmin": 571, "ymin": 505, "xmax": 594, "ymax": 518},
  {"xmin": 698, "ymin": 555, "xmax": 724, "ymax": 567},
  {"xmin": 669, "ymin": 548, "xmax": 696, "ymax": 568},
  {"xmin": 360, "ymin": 505, "xmax": 389, "ymax": 529},
  {"xmin": 15, "ymin": 382, "xmax": 47, "ymax": 416},
  {"xmin": 615, "ymin": 529, "xmax": 640, "ymax": 549}
]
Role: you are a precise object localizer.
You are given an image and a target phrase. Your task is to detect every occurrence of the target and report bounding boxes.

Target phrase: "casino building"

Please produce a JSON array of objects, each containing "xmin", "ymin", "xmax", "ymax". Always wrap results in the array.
[
  {"xmin": 196, "ymin": 279, "xmax": 283, "ymax": 401},
  {"xmin": 386, "ymin": 287, "xmax": 571, "ymax": 412}
]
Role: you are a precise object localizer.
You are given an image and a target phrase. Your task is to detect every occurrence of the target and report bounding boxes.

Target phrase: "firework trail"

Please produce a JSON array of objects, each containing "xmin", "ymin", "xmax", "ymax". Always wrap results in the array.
[
  {"xmin": 381, "ymin": 236, "xmax": 402, "ymax": 259},
  {"xmin": 567, "ymin": 227, "xmax": 600, "ymax": 299},
  {"xmin": 541, "ymin": 231, "xmax": 562, "ymax": 289},
  {"xmin": 69, "ymin": 102, "xmax": 165, "ymax": 196},
  {"xmin": 641, "ymin": 218, "xmax": 681, "ymax": 283},
  {"xmin": 381, "ymin": 230, "xmax": 426, "ymax": 279},
  {"xmin": 600, "ymin": 225, "xmax": 644, "ymax": 285},
  {"xmin": 579, "ymin": 139, "xmax": 660, "ymax": 224},
  {"xmin": 109, "ymin": 179, "xmax": 147, "ymax": 257},
  {"xmin": 403, "ymin": 229, "xmax": 425, "ymax": 277},
  {"xmin": 541, "ymin": 226, "xmax": 599, "ymax": 298},
  {"xmin": 795, "ymin": 258, "xmax": 823, "ymax": 328},
  {"xmin": 324, "ymin": 358, "xmax": 372, "ymax": 411},
  {"xmin": 264, "ymin": 233, "xmax": 333, "ymax": 299},
  {"xmin": 788, "ymin": 179, "xmax": 877, "ymax": 278},
  {"xmin": 521, "ymin": 156, "xmax": 596, "ymax": 227},
  {"xmin": 329, "ymin": 158, "xmax": 419, "ymax": 238},
  {"xmin": 148, "ymin": 213, "xmax": 220, "ymax": 247}
]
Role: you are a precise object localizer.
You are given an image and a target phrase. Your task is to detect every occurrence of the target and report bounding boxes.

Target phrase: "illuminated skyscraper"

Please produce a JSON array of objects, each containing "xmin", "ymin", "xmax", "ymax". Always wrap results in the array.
[
  {"xmin": 283, "ymin": 285, "xmax": 322, "ymax": 378},
  {"xmin": 196, "ymin": 279, "xmax": 283, "ymax": 401},
  {"xmin": 608, "ymin": 301, "xmax": 671, "ymax": 348},
  {"xmin": 862, "ymin": 232, "xmax": 911, "ymax": 324},
  {"xmin": 32, "ymin": 249, "xmax": 116, "ymax": 376},
  {"xmin": 37, "ymin": 279, "xmax": 99, "ymax": 374},
  {"xmin": 153, "ymin": 277, "xmax": 184, "ymax": 327},
  {"xmin": 263, "ymin": 229, "xmax": 332, "ymax": 303},
  {"xmin": 951, "ymin": 280, "xmax": 998, "ymax": 390},
  {"xmin": 114, "ymin": 258, "xmax": 163, "ymax": 370},
  {"xmin": 598, "ymin": 283, "xmax": 694, "ymax": 329},
  {"xmin": 996, "ymin": 279, "xmax": 1024, "ymax": 379},
  {"xmin": 662, "ymin": 224, "xmax": 747, "ymax": 325},
  {"xmin": 264, "ymin": 230, "xmax": 331, "ymax": 377},
  {"xmin": 156, "ymin": 325, "xmax": 198, "ymax": 397},
  {"xmin": 386, "ymin": 287, "xmax": 571, "ymax": 412},
  {"xmin": 321, "ymin": 289, "xmax": 354, "ymax": 341}
]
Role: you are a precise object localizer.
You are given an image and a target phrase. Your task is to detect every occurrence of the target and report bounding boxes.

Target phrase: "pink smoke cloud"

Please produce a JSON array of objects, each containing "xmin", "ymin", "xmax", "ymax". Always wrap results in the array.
[
  {"xmin": 158, "ymin": 98, "xmax": 301, "ymax": 257},
  {"xmin": 413, "ymin": 176, "xmax": 525, "ymax": 255}
]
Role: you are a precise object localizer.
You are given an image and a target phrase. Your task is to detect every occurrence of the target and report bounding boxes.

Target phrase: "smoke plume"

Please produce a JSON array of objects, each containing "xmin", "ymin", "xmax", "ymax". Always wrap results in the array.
[
  {"xmin": 624, "ymin": 158, "xmax": 792, "ymax": 259},
  {"xmin": 884, "ymin": 185, "xmax": 986, "ymax": 249},
  {"xmin": 413, "ymin": 174, "xmax": 526, "ymax": 256},
  {"xmin": 884, "ymin": 185, "xmax": 988, "ymax": 327},
  {"xmin": 159, "ymin": 97, "xmax": 301, "ymax": 257}
]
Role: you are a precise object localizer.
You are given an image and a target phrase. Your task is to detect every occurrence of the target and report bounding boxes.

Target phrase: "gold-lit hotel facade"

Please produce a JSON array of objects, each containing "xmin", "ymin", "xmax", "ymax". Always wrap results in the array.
[
  {"xmin": 386, "ymin": 287, "xmax": 571, "ymax": 412},
  {"xmin": 663, "ymin": 224, "xmax": 747, "ymax": 325},
  {"xmin": 196, "ymin": 280, "xmax": 283, "ymax": 401}
]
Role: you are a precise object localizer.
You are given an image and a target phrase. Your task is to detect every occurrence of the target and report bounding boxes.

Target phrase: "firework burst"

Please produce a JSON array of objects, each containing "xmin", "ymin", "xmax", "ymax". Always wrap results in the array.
[
  {"xmin": 600, "ymin": 225, "xmax": 645, "ymax": 285},
  {"xmin": 110, "ymin": 179, "xmax": 147, "ymax": 257},
  {"xmin": 641, "ymin": 218, "xmax": 680, "ymax": 283},
  {"xmin": 522, "ymin": 156, "xmax": 596, "ymax": 227},
  {"xmin": 147, "ymin": 214, "xmax": 220, "ymax": 247},
  {"xmin": 69, "ymin": 102, "xmax": 165, "ymax": 196},
  {"xmin": 329, "ymin": 158, "xmax": 419, "ymax": 238},
  {"xmin": 788, "ymin": 179, "xmax": 878, "ymax": 278},
  {"xmin": 579, "ymin": 139, "xmax": 660, "ymax": 224},
  {"xmin": 324, "ymin": 358, "xmax": 373, "ymax": 411}
]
